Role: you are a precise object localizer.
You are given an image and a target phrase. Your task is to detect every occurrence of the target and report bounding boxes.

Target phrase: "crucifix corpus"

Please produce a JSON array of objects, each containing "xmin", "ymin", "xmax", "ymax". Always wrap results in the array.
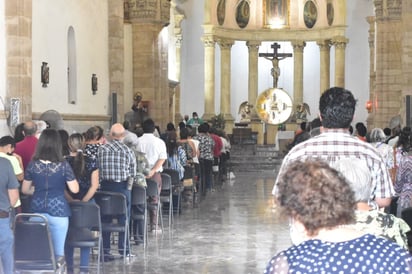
[{"xmin": 259, "ymin": 43, "xmax": 293, "ymax": 88}]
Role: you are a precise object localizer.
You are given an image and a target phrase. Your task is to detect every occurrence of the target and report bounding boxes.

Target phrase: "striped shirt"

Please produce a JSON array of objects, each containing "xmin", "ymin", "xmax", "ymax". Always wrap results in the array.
[
  {"xmin": 97, "ymin": 139, "xmax": 137, "ymax": 182},
  {"xmin": 273, "ymin": 129, "xmax": 394, "ymax": 200}
]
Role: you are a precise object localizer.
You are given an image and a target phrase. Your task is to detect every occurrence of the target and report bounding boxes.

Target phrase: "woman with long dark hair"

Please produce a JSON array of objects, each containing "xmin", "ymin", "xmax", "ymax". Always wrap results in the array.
[{"xmin": 22, "ymin": 129, "xmax": 79, "ymax": 259}]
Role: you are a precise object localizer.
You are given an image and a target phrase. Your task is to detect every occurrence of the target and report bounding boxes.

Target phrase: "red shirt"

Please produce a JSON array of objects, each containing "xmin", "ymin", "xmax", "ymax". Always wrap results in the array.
[
  {"xmin": 210, "ymin": 134, "xmax": 222, "ymax": 157},
  {"xmin": 14, "ymin": 136, "xmax": 38, "ymax": 170}
]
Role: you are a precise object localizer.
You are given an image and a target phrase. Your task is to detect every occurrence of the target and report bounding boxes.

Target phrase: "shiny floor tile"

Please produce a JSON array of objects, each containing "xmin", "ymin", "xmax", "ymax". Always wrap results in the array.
[{"xmin": 76, "ymin": 171, "xmax": 291, "ymax": 274}]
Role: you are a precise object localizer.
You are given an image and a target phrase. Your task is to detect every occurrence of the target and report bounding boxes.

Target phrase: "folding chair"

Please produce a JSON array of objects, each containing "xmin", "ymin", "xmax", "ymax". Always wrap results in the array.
[
  {"xmin": 146, "ymin": 179, "xmax": 163, "ymax": 235},
  {"xmin": 162, "ymin": 168, "xmax": 183, "ymax": 215},
  {"xmin": 94, "ymin": 191, "xmax": 130, "ymax": 264},
  {"xmin": 160, "ymin": 172, "xmax": 173, "ymax": 229},
  {"xmin": 14, "ymin": 213, "xmax": 66, "ymax": 273},
  {"xmin": 65, "ymin": 202, "xmax": 103, "ymax": 274},
  {"xmin": 131, "ymin": 184, "xmax": 147, "ymax": 248}
]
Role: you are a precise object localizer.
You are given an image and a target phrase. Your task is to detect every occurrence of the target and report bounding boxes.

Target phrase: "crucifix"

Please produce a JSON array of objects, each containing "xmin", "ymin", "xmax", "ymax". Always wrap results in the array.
[{"xmin": 259, "ymin": 43, "xmax": 293, "ymax": 88}]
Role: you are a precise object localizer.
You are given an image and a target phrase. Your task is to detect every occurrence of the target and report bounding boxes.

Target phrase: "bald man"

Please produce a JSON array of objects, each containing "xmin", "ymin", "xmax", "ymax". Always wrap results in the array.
[{"xmin": 97, "ymin": 123, "xmax": 137, "ymax": 259}]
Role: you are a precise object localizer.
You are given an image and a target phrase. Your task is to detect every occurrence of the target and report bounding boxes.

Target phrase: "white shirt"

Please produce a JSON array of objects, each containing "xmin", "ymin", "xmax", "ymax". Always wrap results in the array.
[{"xmin": 135, "ymin": 133, "xmax": 167, "ymax": 172}]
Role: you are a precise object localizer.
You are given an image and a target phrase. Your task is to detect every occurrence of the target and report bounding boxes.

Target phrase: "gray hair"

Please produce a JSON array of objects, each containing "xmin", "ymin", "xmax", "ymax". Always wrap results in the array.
[
  {"xmin": 332, "ymin": 158, "xmax": 372, "ymax": 203},
  {"xmin": 369, "ymin": 128, "xmax": 386, "ymax": 143}
]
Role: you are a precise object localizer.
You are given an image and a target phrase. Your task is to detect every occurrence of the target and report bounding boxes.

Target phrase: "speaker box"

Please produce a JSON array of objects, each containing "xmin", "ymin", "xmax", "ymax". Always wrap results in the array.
[{"xmin": 111, "ymin": 92, "xmax": 117, "ymax": 125}]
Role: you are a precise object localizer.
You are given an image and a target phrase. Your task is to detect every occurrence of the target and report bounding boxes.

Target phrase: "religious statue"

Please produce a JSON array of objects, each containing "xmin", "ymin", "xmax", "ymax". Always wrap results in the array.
[
  {"xmin": 259, "ymin": 43, "xmax": 292, "ymax": 88},
  {"xmin": 124, "ymin": 92, "xmax": 148, "ymax": 130},
  {"xmin": 293, "ymin": 103, "xmax": 311, "ymax": 123},
  {"xmin": 238, "ymin": 101, "xmax": 253, "ymax": 122}
]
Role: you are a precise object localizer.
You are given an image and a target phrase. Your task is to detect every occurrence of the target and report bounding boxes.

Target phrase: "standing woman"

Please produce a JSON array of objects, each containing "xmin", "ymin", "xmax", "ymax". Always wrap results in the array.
[
  {"xmin": 84, "ymin": 125, "xmax": 106, "ymax": 159},
  {"xmin": 394, "ymin": 127, "xmax": 412, "ymax": 217},
  {"xmin": 21, "ymin": 129, "xmax": 79, "ymax": 259},
  {"xmin": 64, "ymin": 133, "xmax": 99, "ymax": 273}
]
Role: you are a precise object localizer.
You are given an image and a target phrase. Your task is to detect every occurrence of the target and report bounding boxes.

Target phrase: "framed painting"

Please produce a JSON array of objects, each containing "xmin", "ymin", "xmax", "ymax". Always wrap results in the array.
[{"xmin": 264, "ymin": 0, "xmax": 289, "ymax": 28}]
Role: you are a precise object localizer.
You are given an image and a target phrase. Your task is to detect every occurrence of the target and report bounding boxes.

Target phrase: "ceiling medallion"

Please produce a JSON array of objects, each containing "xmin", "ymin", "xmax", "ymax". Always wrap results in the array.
[
  {"xmin": 217, "ymin": 0, "xmax": 226, "ymax": 26},
  {"xmin": 327, "ymin": 2, "xmax": 334, "ymax": 26},
  {"xmin": 235, "ymin": 0, "xmax": 250, "ymax": 29},
  {"xmin": 304, "ymin": 0, "xmax": 318, "ymax": 29}
]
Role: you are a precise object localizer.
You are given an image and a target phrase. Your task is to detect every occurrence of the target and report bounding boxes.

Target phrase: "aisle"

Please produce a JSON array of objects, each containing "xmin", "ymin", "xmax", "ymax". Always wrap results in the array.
[{"xmin": 98, "ymin": 171, "xmax": 291, "ymax": 274}]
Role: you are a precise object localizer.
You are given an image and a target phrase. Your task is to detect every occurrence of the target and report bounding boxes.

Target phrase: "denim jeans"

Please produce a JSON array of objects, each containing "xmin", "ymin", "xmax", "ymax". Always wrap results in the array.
[
  {"xmin": 0, "ymin": 217, "xmax": 14, "ymax": 274},
  {"xmin": 65, "ymin": 246, "xmax": 90, "ymax": 271},
  {"xmin": 32, "ymin": 213, "xmax": 68, "ymax": 257},
  {"xmin": 64, "ymin": 200, "xmax": 95, "ymax": 271},
  {"xmin": 199, "ymin": 159, "xmax": 213, "ymax": 193},
  {"xmin": 100, "ymin": 181, "xmax": 131, "ymax": 255}
]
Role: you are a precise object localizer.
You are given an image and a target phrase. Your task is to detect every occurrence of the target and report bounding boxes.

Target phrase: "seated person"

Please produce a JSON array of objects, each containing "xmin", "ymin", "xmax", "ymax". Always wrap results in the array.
[
  {"xmin": 333, "ymin": 158, "xmax": 410, "ymax": 250},
  {"xmin": 265, "ymin": 159, "xmax": 412, "ymax": 274}
]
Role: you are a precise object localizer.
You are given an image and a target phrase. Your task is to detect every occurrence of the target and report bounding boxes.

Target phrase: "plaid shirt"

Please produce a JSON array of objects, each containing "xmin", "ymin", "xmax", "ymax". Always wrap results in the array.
[
  {"xmin": 98, "ymin": 139, "xmax": 137, "ymax": 182},
  {"xmin": 273, "ymin": 129, "xmax": 394, "ymax": 200}
]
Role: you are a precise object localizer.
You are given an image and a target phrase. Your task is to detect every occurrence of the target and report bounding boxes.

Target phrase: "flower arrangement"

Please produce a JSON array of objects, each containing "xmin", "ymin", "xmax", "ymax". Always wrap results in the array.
[{"xmin": 210, "ymin": 113, "xmax": 225, "ymax": 130}]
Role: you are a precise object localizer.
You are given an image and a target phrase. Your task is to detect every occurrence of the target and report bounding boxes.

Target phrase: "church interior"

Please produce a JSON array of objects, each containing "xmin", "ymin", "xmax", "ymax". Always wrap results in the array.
[
  {"xmin": 0, "ymin": 0, "xmax": 410, "ymax": 140},
  {"xmin": 1, "ymin": 0, "xmax": 412, "ymax": 273}
]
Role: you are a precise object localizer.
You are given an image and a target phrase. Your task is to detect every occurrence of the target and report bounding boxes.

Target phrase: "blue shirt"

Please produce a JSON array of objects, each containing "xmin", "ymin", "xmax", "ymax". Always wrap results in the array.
[
  {"xmin": 265, "ymin": 234, "xmax": 412, "ymax": 273},
  {"xmin": 25, "ymin": 160, "xmax": 76, "ymax": 217}
]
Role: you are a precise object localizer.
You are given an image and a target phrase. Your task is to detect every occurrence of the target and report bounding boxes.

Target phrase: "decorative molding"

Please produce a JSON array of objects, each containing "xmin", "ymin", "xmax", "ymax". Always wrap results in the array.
[
  {"xmin": 374, "ymin": 0, "xmax": 401, "ymax": 20},
  {"xmin": 216, "ymin": 38, "xmax": 234, "ymax": 49},
  {"xmin": 316, "ymin": 40, "xmax": 331, "ymax": 51},
  {"xmin": 125, "ymin": 0, "xmax": 170, "ymax": 26},
  {"xmin": 32, "ymin": 112, "xmax": 111, "ymax": 122},
  {"xmin": 246, "ymin": 40, "xmax": 261, "ymax": 51},
  {"xmin": 201, "ymin": 36, "xmax": 215, "ymax": 47},
  {"xmin": 291, "ymin": 40, "xmax": 306, "ymax": 51},
  {"xmin": 331, "ymin": 36, "xmax": 348, "ymax": 49}
]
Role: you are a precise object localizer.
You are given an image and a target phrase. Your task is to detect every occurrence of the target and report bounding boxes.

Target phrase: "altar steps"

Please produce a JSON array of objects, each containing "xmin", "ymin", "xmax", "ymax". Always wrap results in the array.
[{"xmin": 228, "ymin": 144, "xmax": 284, "ymax": 172}]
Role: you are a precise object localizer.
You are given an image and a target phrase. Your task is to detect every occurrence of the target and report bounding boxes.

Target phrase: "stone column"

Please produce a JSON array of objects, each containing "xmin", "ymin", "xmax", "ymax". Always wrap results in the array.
[
  {"xmin": 108, "ymin": 0, "xmax": 124, "ymax": 123},
  {"xmin": 366, "ymin": 16, "xmax": 376, "ymax": 128},
  {"xmin": 317, "ymin": 40, "xmax": 331, "ymax": 94},
  {"xmin": 246, "ymin": 41, "xmax": 261, "ymax": 120},
  {"xmin": 128, "ymin": 0, "xmax": 170, "ymax": 128},
  {"xmin": 173, "ymin": 12, "xmax": 184, "ymax": 124},
  {"xmin": 5, "ymin": 0, "xmax": 32, "ymax": 123},
  {"xmin": 291, "ymin": 40, "xmax": 306, "ymax": 107},
  {"xmin": 217, "ymin": 39, "xmax": 234, "ymax": 120},
  {"xmin": 201, "ymin": 34, "xmax": 216, "ymax": 120},
  {"xmin": 331, "ymin": 36, "xmax": 348, "ymax": 88}
]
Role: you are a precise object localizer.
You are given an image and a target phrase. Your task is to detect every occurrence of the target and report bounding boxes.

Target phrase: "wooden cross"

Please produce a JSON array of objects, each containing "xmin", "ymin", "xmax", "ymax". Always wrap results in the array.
[{"xmin": 259, "ymin": 43, "xmax": 293, "ymax": 88}]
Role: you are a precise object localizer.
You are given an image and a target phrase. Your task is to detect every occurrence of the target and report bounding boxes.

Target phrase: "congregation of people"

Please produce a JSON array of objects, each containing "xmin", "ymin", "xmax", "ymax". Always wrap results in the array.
[
  {"xmin": 267, "ymin": 87, "xmax": 412, "ymax": 273},
  {"xmin": 0, "ymin": 110, "xmax": 231, "ymax": 274},
  {"xmin": 4, "ymin": 87, "xmax": 412, "ymax": 273}
]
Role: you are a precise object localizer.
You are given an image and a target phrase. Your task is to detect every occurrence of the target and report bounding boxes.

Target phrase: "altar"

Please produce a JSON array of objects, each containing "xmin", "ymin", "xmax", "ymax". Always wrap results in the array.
[{"xmin": 274, "ymin": 130, "xmax": 294, "ymax": 155}]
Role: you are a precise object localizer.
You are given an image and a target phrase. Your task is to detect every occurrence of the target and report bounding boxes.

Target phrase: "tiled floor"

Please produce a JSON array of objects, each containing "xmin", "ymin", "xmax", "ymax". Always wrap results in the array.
[{"xmin": 76, "ymin": 171, "xmax": 291, "ymax": 274}]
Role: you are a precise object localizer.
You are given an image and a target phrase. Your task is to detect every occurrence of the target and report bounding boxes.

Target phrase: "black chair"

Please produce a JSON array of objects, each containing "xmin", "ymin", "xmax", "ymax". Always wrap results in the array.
[
  {"xmin": 146, "ymin": 179, "xmax": 163, "ymax": 235},
  {"xmin": 182, "ymin": 165, "xmax": 195, "ymax": 207},
  {"xmin": 401, "ymin": 207, "xmax": 412, "ymax": 252},
  {"xmin": 94, "ymin": 191, "xmax": 130, "ymax": 263},
  {"xmin": 162, "ymin": 168, "xmax": 183, "ymax": 215},
  {"xmin": 131, "ymin": 184, "xmax": 147, "ymax": 248},
  {"xmin": 160, "ymin": 172, "xmax": 173, "ymax": 229},
  {"xmin": 66, "ymin": 202, "xmax": 103, "ymax": 273},
  {"xmin": 14, "ymin": 213, "xmax": 66, "ymax": 273}
]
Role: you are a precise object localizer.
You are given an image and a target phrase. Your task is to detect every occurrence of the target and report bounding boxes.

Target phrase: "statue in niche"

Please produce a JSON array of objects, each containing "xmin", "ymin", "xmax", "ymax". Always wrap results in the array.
[
  {"xmin": 293, "ymin": 103, "xmax": 311, "ymax": 123},
  {"xmin": 238, "ymin": 101, "xmax": 253, "ymax": 122}
]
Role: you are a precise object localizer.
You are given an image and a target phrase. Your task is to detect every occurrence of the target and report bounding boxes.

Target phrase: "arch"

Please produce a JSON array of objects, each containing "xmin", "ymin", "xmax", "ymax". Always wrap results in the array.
[{"xmin": 67, "ymin": 26, "xmax": 77, "ymax": 104}]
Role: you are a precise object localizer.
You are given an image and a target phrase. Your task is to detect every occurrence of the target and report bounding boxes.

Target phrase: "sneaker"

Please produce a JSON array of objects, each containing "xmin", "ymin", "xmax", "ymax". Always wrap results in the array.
[
  {"xmin": 151, "ymin": 225, "xmax": 162, "ymax": 233},
  {"xmin": 101, "ymin": 253, "xmax": 115, "ymax": 262}
]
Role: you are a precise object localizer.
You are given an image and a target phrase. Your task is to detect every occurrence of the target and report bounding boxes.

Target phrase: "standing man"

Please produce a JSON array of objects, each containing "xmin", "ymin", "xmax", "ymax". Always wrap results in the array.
[
  {"xmin": 273, "ymin": 87, "xmax": 394, "ymax": 208},
  {"xmin": 135, "ymin": 118, "xmax": 167, "ymax": 232},
  {"xmin": 0, "ymin": 158, "xmax": 20, "ymax": 274},
  {"xmin": 98, "ymin": 123, "xmax": 137, "ymax": 259},
  {"xmin": 14, "ymin": 121, "xmax": 38, "ymax": 170}
]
